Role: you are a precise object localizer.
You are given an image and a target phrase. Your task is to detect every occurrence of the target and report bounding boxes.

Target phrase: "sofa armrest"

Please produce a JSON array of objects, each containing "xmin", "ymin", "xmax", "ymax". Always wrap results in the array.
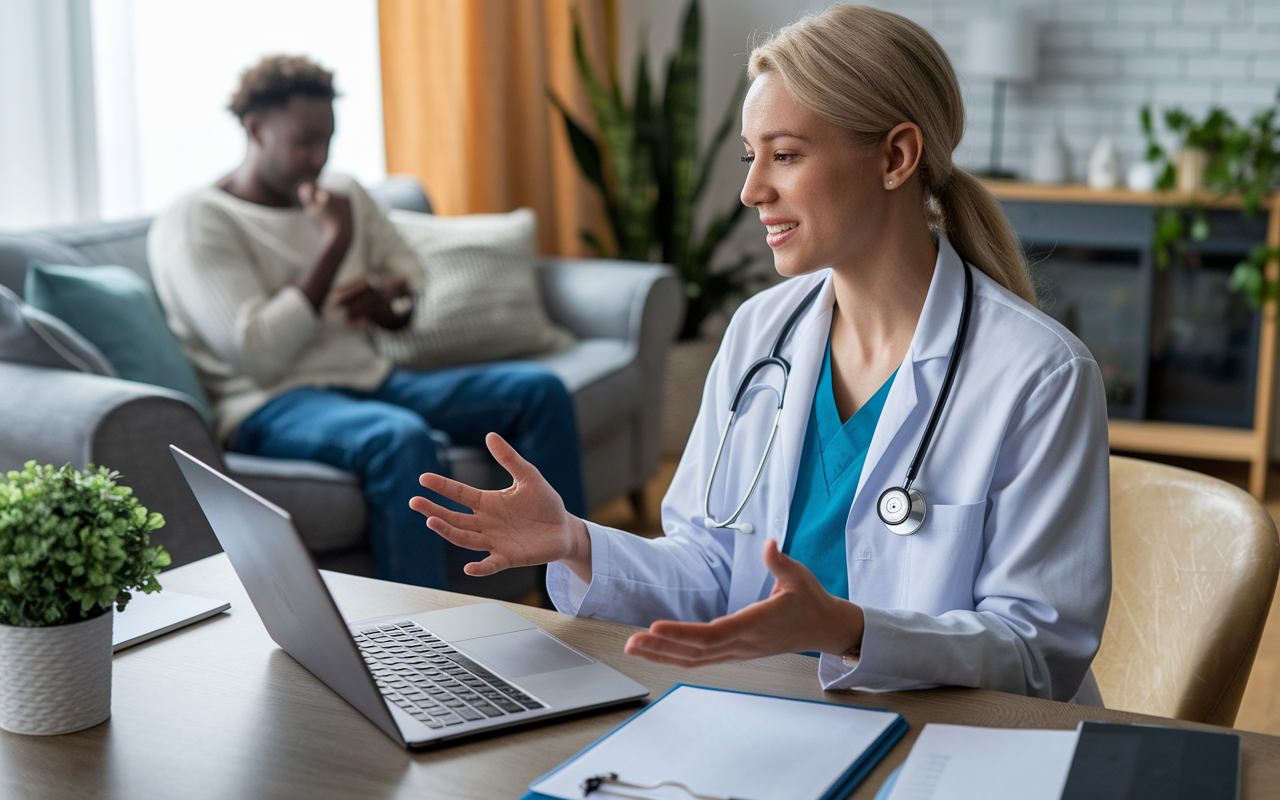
[
  {"xmin": 0, "ymin": 362, "xmax": 224, "ymax": 567},
  {"xmin": 537, "ymin": 258, "xmax": 683, "ymax": 347},
  {"xmin": 536, "ymin": 258, "xmax": 684, "ymax": 490}
]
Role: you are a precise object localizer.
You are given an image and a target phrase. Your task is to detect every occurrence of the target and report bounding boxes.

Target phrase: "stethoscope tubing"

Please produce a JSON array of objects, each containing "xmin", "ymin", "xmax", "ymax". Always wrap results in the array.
[{"xmin": 703, "ymin": 263, "xmax": 973, "ymax": 536}]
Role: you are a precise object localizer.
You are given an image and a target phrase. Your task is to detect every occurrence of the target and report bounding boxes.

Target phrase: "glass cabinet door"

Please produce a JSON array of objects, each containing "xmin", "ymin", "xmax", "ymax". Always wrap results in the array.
[
  {"xmin": 1027, "ymin": 246, "xmax": 1146, "ymax": 418},
  {"xmin": 1148, "ymin": 249, "xmax": 1261, "ymax": 428}
]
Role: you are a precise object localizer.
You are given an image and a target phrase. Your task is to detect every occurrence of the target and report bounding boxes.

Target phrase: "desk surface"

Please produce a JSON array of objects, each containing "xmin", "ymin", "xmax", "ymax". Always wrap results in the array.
[{"xmin": 5, "ymin": 554, "xmax": 1277, "ymax": 799}]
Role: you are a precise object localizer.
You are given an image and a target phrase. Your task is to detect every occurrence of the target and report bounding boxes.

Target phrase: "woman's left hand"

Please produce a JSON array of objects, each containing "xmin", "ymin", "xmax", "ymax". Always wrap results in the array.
[{"xmin": 624, "ymin": 540, "xmax": 865, "ymax": 667}]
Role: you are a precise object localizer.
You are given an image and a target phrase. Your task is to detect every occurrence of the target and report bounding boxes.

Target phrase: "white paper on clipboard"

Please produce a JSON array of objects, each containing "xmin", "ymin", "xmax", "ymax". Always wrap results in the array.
[{"xmin": 531, "ymin": 685, "xmax": 899, "ymax": 800}]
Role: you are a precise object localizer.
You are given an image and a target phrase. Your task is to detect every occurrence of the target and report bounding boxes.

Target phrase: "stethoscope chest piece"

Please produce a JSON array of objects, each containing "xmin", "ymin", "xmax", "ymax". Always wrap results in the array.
[{"xmin": 878, "ymin": 487, "xmax": 926, "ymax": 536}]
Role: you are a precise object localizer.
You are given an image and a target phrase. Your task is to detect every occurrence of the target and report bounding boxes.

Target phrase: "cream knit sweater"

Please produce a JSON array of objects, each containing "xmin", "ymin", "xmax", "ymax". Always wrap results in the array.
[{"xmin": 148, "ymin": 174, "xmax": 424, "ymax": 442}]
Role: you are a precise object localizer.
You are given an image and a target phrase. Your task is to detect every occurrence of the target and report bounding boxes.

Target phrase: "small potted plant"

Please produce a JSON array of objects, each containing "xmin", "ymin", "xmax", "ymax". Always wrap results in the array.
[{"xmin": 0, "ymin": 462, "xmax": 169, "ymax": 735}]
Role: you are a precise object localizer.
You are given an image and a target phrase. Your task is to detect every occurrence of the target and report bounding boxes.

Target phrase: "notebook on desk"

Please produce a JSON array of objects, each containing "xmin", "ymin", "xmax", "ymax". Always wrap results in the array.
[
  {"xmin": 524, "ymin": 684, "xmax": 908, "ymax": 800},
  {"xmin": 882, "ymin": 720, "xmax": 1240, "ymax": 800},
  {"xmin": 170, "ymin": 445, "xmax": 648, "ymax": 749}
]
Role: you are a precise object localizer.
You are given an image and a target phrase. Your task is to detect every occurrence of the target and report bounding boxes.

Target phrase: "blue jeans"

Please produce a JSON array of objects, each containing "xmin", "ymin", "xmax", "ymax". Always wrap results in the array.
[{"xmin": 234, "ymin": 364, "xmax": 585, "ymax": 588}]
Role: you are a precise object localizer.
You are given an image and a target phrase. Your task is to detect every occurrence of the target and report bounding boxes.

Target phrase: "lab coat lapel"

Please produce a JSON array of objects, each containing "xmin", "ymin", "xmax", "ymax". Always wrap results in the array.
[
  {"xmin": 855, "ymin": 237, "xmax": 967, "ymax": 501},
  {"xmin": 726, "ymin": 274, "xmax": 834, "ymax": 612}
]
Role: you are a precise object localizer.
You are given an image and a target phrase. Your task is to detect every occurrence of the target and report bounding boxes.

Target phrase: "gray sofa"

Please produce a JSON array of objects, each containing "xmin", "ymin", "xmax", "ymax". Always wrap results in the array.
[{"xmin": 0, "ymin": 178, "xmax": 682, "ymax": 599}]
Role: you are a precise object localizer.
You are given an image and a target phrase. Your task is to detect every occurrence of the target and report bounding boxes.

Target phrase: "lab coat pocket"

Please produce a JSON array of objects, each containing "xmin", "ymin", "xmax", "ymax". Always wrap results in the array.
[
  {"xmin": 922, "ymin": 500, "xmax": 986, "ymax": 532},
  {"xmin": 909, "ymin": 500, "xmax": 987, "ymax": 613}
]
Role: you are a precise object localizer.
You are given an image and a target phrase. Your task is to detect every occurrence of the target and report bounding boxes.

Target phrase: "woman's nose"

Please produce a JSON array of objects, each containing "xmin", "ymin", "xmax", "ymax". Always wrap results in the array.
[{"xmin": 740, "ymin": 162, "xmax": 773, "ymax": 208}]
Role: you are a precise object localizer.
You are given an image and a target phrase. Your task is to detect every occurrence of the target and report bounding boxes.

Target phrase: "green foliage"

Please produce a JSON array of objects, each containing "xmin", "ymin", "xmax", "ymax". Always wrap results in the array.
[
  {"xmin": 1141, "ymin": 97, "xmax": 1280, "ymax": 302},
  {"xmin": 551, "ymin": 0, "xmax": 759, "ymax": 339},
  {"xmin": 0, "ymin": 462, "xmax": 170, "ymax": 627}
]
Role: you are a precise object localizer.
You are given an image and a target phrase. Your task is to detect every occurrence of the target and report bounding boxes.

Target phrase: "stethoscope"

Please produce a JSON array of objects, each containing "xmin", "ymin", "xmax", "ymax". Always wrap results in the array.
[{"xmin": 703, "ymin": 262, "xmax": 973, "ymax": 537}]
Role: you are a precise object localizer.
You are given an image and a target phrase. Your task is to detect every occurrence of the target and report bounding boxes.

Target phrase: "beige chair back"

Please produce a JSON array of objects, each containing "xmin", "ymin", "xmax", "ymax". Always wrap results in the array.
[{"xmin": 1094, "ymin": 456, "xmax": 1280, "ymax": 725}]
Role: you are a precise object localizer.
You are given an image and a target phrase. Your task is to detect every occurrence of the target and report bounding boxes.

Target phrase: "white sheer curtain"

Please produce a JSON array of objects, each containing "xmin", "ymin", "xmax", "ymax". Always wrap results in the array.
[{"xmin": 0, "ymin": 0, "xmax": 100, "ymax": 229}]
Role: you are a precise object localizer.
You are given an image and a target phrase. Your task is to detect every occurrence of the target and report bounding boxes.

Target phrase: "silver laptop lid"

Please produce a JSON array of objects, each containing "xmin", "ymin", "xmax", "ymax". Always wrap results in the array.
[{"xmin": 169, "ymin": 445, "xmax": 404, "ymax": 745}]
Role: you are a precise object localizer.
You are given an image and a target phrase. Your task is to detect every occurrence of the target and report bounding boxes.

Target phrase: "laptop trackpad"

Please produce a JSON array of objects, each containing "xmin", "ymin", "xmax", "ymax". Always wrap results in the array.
[{"xmin": 462, "ymin": 629, "xmax": 594, "ymax": 678}]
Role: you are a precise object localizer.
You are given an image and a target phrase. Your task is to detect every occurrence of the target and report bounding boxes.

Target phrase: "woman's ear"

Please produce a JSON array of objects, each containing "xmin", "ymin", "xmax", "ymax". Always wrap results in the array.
[{"xmin": 883, "ymin": 122, "xmax": 924, "ymax": 190}]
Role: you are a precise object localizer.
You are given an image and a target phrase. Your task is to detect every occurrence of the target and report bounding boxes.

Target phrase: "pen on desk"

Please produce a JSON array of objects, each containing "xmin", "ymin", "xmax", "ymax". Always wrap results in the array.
[{"xmin": 580, "ymin": 772, "xmax": 760, "ymax": 800}]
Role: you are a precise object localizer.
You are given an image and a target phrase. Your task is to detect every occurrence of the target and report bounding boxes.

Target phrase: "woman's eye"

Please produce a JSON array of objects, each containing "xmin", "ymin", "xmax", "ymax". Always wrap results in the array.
[
  {"xmin": 775, "ymin": 153, "xmax": 795, "ymax": 163},
  {"xmin": 741, "ymin": 155, "xmax": 754, "ymax": 164}
]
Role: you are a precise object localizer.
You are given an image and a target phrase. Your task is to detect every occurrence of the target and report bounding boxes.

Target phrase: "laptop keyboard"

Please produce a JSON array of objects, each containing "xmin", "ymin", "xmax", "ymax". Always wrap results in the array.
[{"xmin": 354, "ymin": 620, "xmax": 546, "ymax": 729}]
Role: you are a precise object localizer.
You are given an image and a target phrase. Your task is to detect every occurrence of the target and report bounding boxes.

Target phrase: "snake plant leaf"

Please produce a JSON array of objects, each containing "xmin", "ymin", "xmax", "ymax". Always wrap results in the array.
[
  {"xmin": 572, "ymin": 9, "xmax": 654, "ymax": 260},
  {"xmin": 580, "ymin": 229, "xmax": 609, "ymax": 257},
  {"xmin": 548, "ymin": 92, "xmax": 607, "ymax": 195},
  {"xmin": 695, "ymin": 200, "xmax": 749, "ymax": 267},
  {"xmin": 660, "ymin": 0, "xmax": 701, "ymax": 271},
  {"xmin": 695, "ymin": 72, "xmax": 749, "ymax": 204}
]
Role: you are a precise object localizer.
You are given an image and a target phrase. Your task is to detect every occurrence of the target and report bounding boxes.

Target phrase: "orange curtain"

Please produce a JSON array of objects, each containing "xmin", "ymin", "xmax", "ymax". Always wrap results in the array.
[{"xmin": 378, "ymin": 0, "xmax": 614, "ymax": 256}]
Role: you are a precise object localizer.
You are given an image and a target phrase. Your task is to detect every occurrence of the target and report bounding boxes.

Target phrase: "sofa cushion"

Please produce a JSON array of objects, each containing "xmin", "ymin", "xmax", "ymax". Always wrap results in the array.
[
  {"xmin": 34, "ymin": 218, "xmax": 154, "ymax": 284},
  {"xmin": 222, "ymin": 452, "xmax": 368, "ymax": 554},
  {"xmin": 374, "ymin": 208, "xmax": 574, "ymax": 369},
  {"xmin": 24, "ymin": 263, "xmax": 213, "ymax": 422},
  {"xmin": 0, "ymin": 235, "xmax": 86, "ymax": 295},
  {"xmin": 0, "ymin": 285, "xmax": 117, "ymax": 377}
]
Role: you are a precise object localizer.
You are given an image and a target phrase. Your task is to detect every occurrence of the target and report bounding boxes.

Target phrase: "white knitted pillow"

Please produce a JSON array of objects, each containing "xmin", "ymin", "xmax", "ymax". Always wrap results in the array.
[{"xmin": 373, "ymin": 208, "xmax": 574, "ymax": 369}]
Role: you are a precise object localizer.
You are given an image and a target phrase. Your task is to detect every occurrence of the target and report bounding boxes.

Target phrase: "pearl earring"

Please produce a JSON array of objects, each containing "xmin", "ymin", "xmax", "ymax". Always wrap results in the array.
[{"xmin": 888, "ymin": 180, "xmax": 894, "ymax": 186}]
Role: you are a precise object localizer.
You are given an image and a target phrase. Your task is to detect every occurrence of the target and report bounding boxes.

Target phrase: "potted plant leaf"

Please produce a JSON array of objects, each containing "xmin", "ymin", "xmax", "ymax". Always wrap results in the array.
[
  {"xmin": 551, "ymin": 0, "xmax": 763, "ymax": 455},
  {"xmin": 0, "ymin": 462, "xmax": 169, "ymax": 735},
  {"xmin": 1140, "ymin": 98, "xmax": 1280, "ymax": 303}
]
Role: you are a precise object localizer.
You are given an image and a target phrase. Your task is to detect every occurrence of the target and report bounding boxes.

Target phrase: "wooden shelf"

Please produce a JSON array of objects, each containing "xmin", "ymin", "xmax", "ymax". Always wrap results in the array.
[
  {"xmin": 1108, "ymin": 420, "xmax": 1258, "ymax": 461},
  {"xmin": 982, "ymin": 179, "xmax": 1270, "ymax": 211}
]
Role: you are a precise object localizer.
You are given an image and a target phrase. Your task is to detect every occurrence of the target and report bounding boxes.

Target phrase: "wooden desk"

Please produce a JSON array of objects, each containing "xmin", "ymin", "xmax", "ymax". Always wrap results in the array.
[{"xmin": 6, "ymin": 554, "xmax": 1277, "ymax": 799}]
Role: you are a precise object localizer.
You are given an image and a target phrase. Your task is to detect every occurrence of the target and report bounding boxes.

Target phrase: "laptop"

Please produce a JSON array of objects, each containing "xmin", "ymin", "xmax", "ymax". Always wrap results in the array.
[{"xmin": 170, "ymin": 445, "xmax": 648, "ymax": 748}]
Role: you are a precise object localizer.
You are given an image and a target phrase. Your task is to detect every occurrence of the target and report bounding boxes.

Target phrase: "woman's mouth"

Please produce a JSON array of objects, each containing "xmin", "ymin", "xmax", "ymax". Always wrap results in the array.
[{"xmin": 765, "ymin": 221, "xmax": 799, "ymax": 247}]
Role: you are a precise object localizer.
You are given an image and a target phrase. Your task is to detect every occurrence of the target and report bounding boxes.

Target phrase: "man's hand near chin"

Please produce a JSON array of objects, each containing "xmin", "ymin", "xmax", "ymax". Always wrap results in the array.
[{"xmin": 333, "ymin": 275, "xmax": 414, "ymax": 330}]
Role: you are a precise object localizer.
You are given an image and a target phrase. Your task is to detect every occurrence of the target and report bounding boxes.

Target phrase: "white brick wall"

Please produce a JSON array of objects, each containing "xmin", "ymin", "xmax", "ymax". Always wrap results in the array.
[{"xmin": 861, "ymin": 0, "xmax": 1280, "ymax": 181}]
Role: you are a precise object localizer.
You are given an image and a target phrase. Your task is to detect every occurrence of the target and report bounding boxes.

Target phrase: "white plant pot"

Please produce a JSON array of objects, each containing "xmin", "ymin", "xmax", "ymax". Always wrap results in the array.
[
  {"xmin": 0, "ymin": 610, "xmax": 112, "ymax": 735},
  {"xmin": 662, "ymin": 335, "xmax": 723, "ymax": 458}
]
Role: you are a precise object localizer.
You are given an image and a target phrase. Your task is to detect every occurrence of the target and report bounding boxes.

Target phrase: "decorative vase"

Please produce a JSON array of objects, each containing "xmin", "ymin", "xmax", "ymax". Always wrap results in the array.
[
  {"xmin": 1087, "ymin": 138, "xmax": 1121, "ymax": 190},
  {"xmin": 662, "ymin": 335, "xmax": 723, "ymax": 458},
  {"xmin": 1029, "ymin": 127, "xmax": 1070, "ymax": 184},
  {"xmin": 0, "ymin": 610, "xmax": 112, "ymax": 735},
  {"xmin": 1175, "ymin": 148, "xmax": 1207, "ymax": 193},
  {"xmin": 1126, "ymin": 161, "xmax": 1158, "ymax": 193}
]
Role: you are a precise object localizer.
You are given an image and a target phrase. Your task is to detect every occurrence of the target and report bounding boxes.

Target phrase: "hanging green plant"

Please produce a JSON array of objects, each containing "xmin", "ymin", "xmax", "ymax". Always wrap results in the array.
[
  {"xmin": 1140, "ymin": 98, "xmax": 1280, "ymax": 305},
  {"xmin": 550, "ymin": 0, "xmax": 761, "ymax": 340}
]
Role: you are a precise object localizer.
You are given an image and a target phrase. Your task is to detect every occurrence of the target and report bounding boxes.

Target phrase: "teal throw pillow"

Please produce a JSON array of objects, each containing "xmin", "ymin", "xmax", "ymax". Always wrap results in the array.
[{"xmin": 24, "ymin": 263, "xmax": 213, "ymax": 422}]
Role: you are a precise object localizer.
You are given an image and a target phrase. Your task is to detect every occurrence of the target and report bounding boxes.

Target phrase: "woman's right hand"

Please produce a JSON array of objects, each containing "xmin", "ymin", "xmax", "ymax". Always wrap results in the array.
[{"xmin": 410, "ymin": 433, "xmax": 592, "ymax": 581}]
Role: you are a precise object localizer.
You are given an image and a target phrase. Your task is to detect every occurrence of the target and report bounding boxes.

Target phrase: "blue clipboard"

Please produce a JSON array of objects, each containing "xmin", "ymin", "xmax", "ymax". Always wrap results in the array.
[{"xmin": 519, "ymin": 683, "xmax": 908, "ymax": 800}]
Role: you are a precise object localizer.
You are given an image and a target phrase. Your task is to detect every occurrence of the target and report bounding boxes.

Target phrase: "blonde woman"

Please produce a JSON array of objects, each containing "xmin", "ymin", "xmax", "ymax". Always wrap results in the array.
[{"xmin": 411, "ymin": 5, "xmax": 1110, "ymax": 703}]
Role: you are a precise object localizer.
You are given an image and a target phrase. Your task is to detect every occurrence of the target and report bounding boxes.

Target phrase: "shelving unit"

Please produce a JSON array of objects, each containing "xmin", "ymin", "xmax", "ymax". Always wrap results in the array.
[{"xmin": 984, "ymin": 180, "xmax": 1280, "ymax": 499}]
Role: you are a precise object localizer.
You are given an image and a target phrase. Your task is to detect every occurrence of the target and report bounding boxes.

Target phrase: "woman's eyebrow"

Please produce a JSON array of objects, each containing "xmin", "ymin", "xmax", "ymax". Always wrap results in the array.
[{"xmin": 742, "ymin": 130, "xmax": 810, "ymax": 144}]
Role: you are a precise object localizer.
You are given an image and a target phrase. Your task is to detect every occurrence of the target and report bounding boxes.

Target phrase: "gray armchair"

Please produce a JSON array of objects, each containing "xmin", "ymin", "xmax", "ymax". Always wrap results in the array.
[{"xmin": 0, "ymin": 178, "xmax": 682, "ymax": 599}]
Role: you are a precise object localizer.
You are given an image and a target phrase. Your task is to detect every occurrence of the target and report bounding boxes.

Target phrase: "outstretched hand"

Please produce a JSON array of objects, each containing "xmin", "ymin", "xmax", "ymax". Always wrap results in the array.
[
  {"xmin": 623, "ymin": 540, "xmax": 865, "ymax": 667},
  {"xmin": 410, "ymin": 433, "xmax": 591, "ymax": 579}
]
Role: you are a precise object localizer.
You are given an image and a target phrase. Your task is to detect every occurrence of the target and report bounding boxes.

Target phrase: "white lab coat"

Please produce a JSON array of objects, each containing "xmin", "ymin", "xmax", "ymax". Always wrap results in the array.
[{"xmin": 548, "ymin": 236, "xmax": 1111, "ymax": 703}]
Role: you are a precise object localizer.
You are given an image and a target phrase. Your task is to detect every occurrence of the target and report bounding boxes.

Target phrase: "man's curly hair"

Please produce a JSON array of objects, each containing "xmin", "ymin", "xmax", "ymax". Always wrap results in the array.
[{"xmin": 228, "ymin": 55, "xmax": 337, "ymax": 120}]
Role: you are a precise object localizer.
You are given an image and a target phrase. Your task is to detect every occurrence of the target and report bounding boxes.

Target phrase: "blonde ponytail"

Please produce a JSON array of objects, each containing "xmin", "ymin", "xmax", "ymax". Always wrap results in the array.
[
  {"xmin": 937, "ymin": 169, "xmax": 1037, "ymax": 304},
  {"xmin": 749, "ymin": 5, "xmax": 1037, "ymax": 306}
]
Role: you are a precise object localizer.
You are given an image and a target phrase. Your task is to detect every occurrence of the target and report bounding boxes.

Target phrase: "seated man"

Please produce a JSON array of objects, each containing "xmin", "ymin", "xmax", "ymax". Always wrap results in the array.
[{"xmin": 149, "ymin": 55, "xmax": 585, "ymax": 588}]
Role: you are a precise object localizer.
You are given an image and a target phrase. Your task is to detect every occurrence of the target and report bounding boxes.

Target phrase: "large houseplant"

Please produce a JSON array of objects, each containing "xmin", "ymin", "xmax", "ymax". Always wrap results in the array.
[
  {"xmin": 551, "ymin": 0, "xmax": 757, "ymax": 340},
  {"xmin": 0, "ymin": 462, "xmax": 169, "ymax": 734},
  {"xmin": 551, "ymin": 0, "xmax": 761, "ymax": 455}
]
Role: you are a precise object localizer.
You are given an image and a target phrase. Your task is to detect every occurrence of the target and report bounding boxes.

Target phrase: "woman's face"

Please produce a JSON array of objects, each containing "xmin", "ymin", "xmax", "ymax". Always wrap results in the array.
[{"xmin": 740, "ymin": 72, "xmax": 884, "ymax": 278}]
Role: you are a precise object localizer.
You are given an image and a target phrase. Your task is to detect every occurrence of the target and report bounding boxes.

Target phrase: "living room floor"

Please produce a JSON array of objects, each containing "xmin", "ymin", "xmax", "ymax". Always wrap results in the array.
[{"xmin": 587, "ymin": 454, "xmax": 1280, "ymax": 737}]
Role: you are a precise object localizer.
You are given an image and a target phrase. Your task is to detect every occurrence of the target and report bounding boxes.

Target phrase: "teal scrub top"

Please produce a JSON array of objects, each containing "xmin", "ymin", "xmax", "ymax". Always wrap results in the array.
[{"xmin": 782, "ymin": 338, "xmax": 896, "ymax": 600}]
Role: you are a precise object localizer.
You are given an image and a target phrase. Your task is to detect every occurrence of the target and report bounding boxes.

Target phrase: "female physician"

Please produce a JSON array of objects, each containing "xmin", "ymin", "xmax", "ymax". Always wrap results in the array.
[{"xmin": 410, "ymin": 5, "xmax": 1111, "ymax": 704}]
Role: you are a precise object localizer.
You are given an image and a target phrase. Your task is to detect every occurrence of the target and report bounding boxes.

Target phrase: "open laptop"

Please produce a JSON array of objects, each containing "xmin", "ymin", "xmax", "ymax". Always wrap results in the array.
[{"xmin": 170, "ymin": 445, "xmax": 648, "ymax": 748}]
